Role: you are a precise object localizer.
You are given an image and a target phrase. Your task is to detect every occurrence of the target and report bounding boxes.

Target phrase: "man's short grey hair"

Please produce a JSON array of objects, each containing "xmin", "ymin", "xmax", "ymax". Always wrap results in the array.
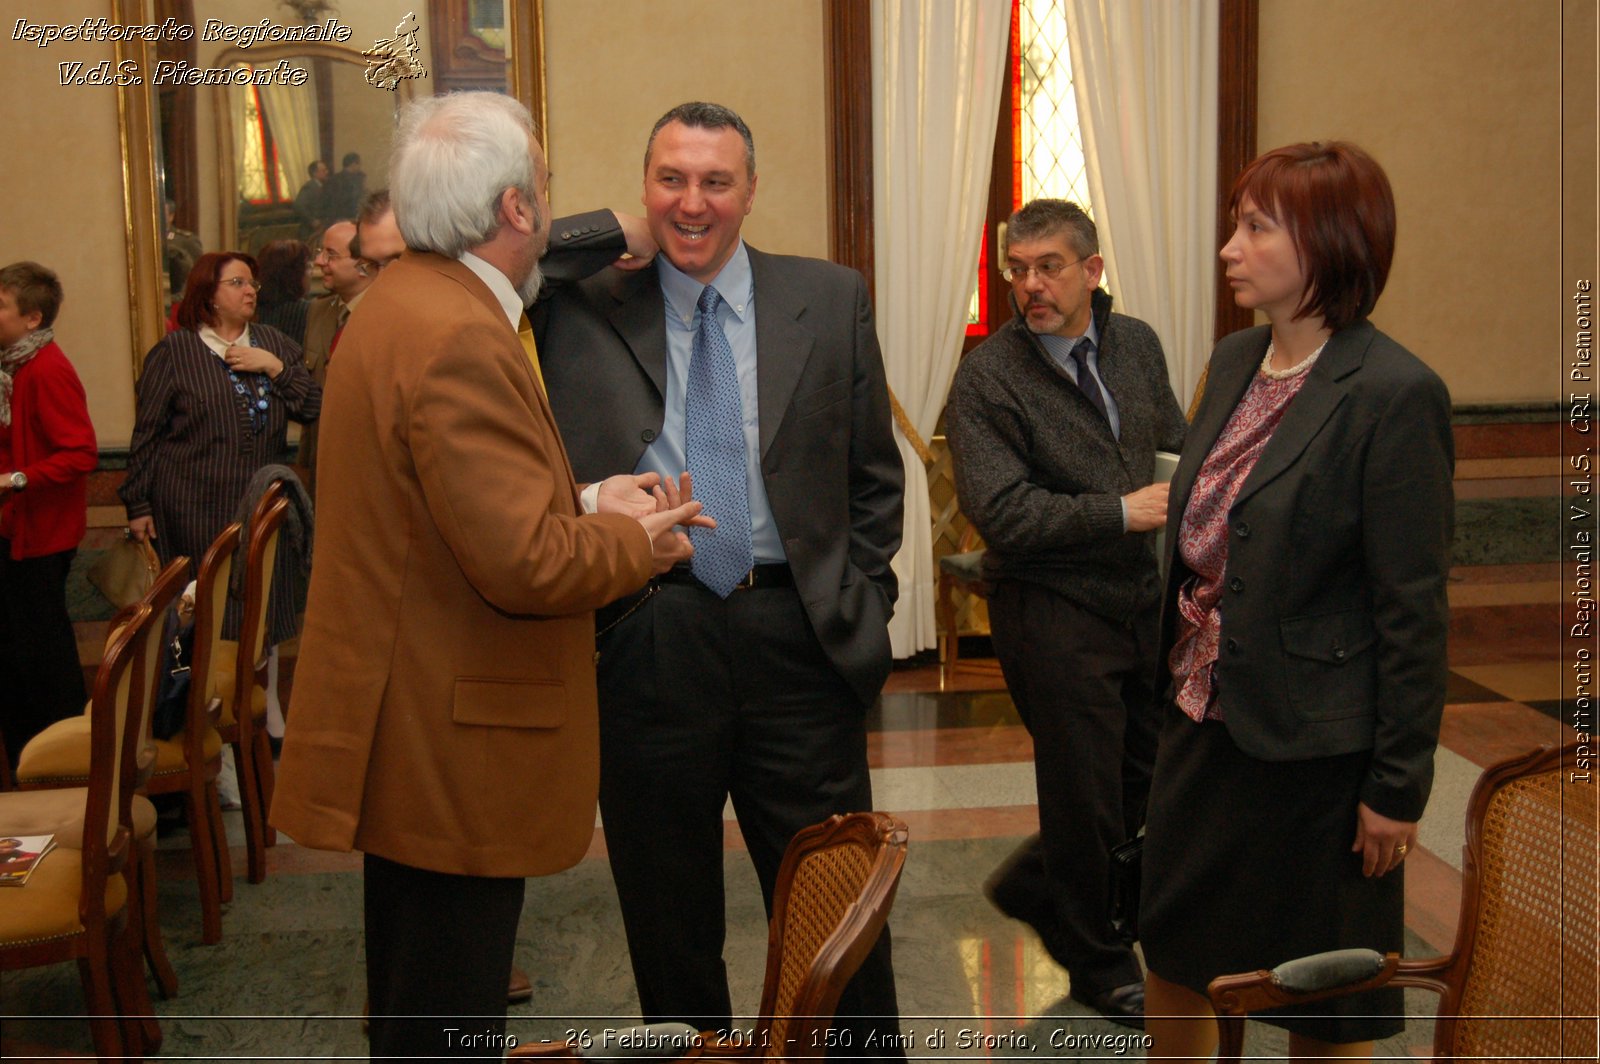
[
  {"xmin": 1006, "ymin": 199, "xmax": 1098, "ymax": 260},
  {"xmin": 644, "ymin": 101, "xmax": 756, "ymax": 178},
  {"xmin": 390, "ymin": 92, "xmax": 539, "ymax": 259}
]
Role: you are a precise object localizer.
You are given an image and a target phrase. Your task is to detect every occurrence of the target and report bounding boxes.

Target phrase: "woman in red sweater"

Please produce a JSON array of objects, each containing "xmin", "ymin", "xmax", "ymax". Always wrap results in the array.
[{"xmin": 0, "ymin": 261, "xmax": 97, "ymax": 768}]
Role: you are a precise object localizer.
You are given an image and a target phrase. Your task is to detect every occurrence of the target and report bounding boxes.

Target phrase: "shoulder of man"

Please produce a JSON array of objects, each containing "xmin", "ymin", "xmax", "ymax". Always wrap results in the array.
[
  {"xmin": 1101, "ymin": 308, "xmax": 1162, "ymax": 350},
  {"xmin": 746, "ymin": 246, "xmax": 863, "ymax": 292},
  {"xmin": 550, "ymin": 260, "xmax": 659, "ymax": 312},
  {"xmin": 958, "ymin": 317, "xmax": 1035, "ymax": 377}
]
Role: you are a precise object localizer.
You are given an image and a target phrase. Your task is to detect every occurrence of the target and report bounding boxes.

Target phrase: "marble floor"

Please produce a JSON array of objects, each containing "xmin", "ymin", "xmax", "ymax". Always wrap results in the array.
[{"xmin": 4, "ymin": 417, "xmax": 1591, "ymax": 1060}]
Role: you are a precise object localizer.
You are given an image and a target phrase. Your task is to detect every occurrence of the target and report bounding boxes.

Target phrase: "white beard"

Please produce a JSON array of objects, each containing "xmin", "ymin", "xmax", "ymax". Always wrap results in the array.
[{"xmin": 515, "ymin": 261, "xmax": 543, "ymax": 305}]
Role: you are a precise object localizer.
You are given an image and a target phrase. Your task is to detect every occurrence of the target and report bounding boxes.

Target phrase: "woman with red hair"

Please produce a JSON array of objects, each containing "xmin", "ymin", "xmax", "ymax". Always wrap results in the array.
[
  {"xmin": 1141, "ymin": 142, "xmax": 1453, "ymax": 1060},
  {"xmin": 121, "ymin": 252, "xmax": 320, "ymax": 578}
]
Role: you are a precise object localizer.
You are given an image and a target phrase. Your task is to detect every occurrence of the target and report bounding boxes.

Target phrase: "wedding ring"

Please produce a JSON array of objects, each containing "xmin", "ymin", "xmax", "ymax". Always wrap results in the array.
[{"xmin": 1395, "ymin": 844, "xmax": 1409, "ymax": 856}]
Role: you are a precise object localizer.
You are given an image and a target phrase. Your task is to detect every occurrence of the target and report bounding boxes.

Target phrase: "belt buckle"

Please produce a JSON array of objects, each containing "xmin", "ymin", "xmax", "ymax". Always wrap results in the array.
[{"xmin": 736, "ymin": 567, "xmax": 757, "ymax": 591}]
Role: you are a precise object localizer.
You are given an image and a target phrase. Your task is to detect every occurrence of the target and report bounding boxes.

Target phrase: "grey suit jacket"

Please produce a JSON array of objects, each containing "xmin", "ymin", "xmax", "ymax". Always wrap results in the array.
[
  {"xmin": 534, "ymin": 246, "xmax": 905, "ymax": 707},
  {"xmin": 1160, "ymin": 321, "xmax": 1454, "ymax": 822}
]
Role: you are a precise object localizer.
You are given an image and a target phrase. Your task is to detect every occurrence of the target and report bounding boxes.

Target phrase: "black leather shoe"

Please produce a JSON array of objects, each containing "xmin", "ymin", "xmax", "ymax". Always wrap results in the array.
[
  {"xmin": 983, "ymin": 864, "xmax": 1047, "ymax": 926},
  {"xmin": 983, "ymin": 837, "xmax": 1052, "ymax": 926},
  {"xmin": 1069, "ymin": 980, "xmax": 1145, "ymax": 1029}
]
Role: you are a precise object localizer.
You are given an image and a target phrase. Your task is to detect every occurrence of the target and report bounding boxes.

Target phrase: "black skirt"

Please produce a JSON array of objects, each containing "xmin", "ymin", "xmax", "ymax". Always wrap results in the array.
[{"xmin": 1140, "ymin": 705, "xmax": 1406, "ymax": 1043}]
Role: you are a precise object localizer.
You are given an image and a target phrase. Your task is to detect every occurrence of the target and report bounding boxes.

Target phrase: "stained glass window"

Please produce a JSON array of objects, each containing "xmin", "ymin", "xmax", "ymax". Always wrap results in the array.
[{"xmin": 967, "ymin": 0, "xmax": 1095, "ymax": 339}]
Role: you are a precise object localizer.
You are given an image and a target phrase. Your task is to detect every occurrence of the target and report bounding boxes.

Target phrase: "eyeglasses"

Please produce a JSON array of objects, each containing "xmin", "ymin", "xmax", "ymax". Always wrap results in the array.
[
  {"xmin": 219, "ymin": 278, "xmax": 261, "ymax": 291},
  {"xmin": 1001, "ymin": 258, "xmax": 1085, "ymax": 283}
]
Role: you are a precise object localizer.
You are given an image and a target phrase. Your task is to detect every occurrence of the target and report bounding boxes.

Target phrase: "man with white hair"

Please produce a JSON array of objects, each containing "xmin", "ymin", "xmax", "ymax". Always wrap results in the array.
[{"xmin": 272, "ymin": 92, "xmax": 708, "ymax": 1059}]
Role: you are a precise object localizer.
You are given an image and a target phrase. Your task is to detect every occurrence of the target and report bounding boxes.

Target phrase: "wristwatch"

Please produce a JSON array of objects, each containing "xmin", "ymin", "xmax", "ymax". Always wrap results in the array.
[{"xmin": 7, "ymin": 472, "xmax": 25, "ymax": 491}]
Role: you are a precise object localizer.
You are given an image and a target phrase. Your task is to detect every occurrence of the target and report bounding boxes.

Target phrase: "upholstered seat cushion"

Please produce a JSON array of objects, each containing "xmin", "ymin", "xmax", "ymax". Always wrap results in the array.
[
  {"xmin": 15, "ymin": 716, "xmax": 97, "ymax": 784},
  {"xmin": 939, "ymin": 549, "xmax": 987, "ymax": 580},
  {"xmin": 208, "ymin": 640, "xmax": 267, "ymax": 726},
  {"xmin": 149, "ymin": 728, "xmax": 223, "ymax": 776},
  {"xmin": 0, "ymin": 849, "xmax": 128, "ymax": 947},
  {"xmin": 17, "ymin": 716, "xmax": 221, "ymax": 784},
  {"xmin": 0, "ymin": 790, "xmax": 158, "ymax": 846}
]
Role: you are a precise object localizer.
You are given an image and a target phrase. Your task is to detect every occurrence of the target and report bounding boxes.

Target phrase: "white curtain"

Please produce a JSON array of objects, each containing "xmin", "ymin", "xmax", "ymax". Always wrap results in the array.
[
  {"xmin": 871, "ymin": 0, "xmax": 1011, "ymax": 659},
  {"xmin": 256, "ymin": 77, "xmax": 321, "ymax": 206},
  {"xmin": 1065, "ymin": 0, "xmax": 1219, "ymax": 408}
]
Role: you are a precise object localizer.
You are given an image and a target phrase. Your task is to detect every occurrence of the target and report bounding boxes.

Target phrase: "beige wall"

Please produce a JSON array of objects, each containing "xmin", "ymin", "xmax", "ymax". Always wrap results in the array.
[
  {"xmin": 1, "ymin": 1, "xmax": 136, "ymax": 441},
  {"xmin": 5, "ymin": 0, "xmax": 1584, "ymax": 449},
  {"xmin": 1256, "ymin": 0, "xmax": 1571, "ymax": 405},
  {"xmin": 543, "ymin": 0, "xmax": 829, "ymax": 260}
]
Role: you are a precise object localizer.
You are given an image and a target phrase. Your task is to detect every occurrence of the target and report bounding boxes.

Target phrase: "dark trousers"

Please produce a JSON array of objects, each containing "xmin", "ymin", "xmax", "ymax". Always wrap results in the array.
[
  {"xmin": 363, "ymin": 853, "xmax": 524, "ymax": 1062},
  {"xmin": 987, "ymin": 580, "xmax": 1160, "ymax": 993},
  {"xmin": 0, "ymin": 544, "xmax": 85, "ymax": 770},
  {"xmin": 596, "ymin": 580, "xmax": 902, "ymax": 1057}
]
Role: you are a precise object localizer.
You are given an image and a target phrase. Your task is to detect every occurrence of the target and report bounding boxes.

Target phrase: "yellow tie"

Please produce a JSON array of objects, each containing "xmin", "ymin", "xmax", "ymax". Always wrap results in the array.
[{"xmin": 517, "ymin": 314, "xmax": 545, "ymax": 395}]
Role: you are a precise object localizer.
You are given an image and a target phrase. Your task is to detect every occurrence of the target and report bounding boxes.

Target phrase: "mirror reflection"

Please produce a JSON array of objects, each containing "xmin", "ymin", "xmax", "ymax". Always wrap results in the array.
[{"xmin": 154, "ymin": 0, "xmax": 519, "ymax": 306}]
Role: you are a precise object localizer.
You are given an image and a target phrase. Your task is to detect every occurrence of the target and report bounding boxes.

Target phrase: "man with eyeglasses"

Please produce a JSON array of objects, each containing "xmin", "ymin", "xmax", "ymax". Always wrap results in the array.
[
  {"xmin": 352, "ymin": 189, "xmax": 404, "ymax": 274},
  {"xmin": 946, "ymin": 198, "xmax": 1185, "ymax": 1028},
  {"xmin": 298, "ymin": 220, "xmax": 372, "ymax": 488}
]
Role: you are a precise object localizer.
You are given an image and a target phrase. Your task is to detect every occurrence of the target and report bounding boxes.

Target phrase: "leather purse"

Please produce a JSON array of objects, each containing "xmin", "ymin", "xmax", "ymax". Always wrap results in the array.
[
  {"xmin": 87, "ymin": 534, "xmax": 159, "ymax": 609},
  {"xmin": 1108, "ymin": 834, "xmax": 1143, "ymax": 944}
]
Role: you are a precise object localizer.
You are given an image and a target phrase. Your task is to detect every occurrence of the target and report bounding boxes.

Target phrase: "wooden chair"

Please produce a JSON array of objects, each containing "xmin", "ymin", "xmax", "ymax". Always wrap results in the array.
[
  {"xmin": 213, "ymin": 481, "xmax": 291, "ymax": 885},
  {"xmin": 0, "ymin": 596, "xmax": 164, "ymax": 1060},
  {"xmin": 514, "ymin": 812, "xmax": 910, "ymax": 1062},
  {"xmin": 1208, "ymin": 742, "xmax": 1598, "ymax": 1062},
  {"xmin": 936, "ymin": 523, "xmax": 988, "ymax": 685},
  {"xmin": 9, "ymin": 561, "xmax": 189, "ymax": 1002},
  {"xmin": 23, "ymin": 530, "xmax": 239, "ymax": 944},
  {"xmin": 148, "ymin": 522, "xmax": 242, "ymax": 943}
]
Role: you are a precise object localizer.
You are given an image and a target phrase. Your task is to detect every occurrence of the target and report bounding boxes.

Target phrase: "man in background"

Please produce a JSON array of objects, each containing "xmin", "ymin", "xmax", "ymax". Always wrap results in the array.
[
  {"xmin": 293, "ymin": 160, "xmax": 330, "ymax": 239},
  {"xmin": 297, "ymin": 220, "xmax": 371, "ymax": 488},
  {"xmin": 352, "ymin": 189, "xmax": 404, "ymax": 273},
  {"xmin": 324, "ymin": 152, "xmax": 366, "ymax": 223},
  {"xmin": 946, "ymin": 198, "xmax": 1185, "ymax": 1028}
]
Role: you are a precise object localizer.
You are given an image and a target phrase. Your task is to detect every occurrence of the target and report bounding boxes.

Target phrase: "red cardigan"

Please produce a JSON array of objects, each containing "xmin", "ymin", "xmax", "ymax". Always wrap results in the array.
[{"xmin": 0, "ymin": 341, "xmax": 97, "ymax": 559}]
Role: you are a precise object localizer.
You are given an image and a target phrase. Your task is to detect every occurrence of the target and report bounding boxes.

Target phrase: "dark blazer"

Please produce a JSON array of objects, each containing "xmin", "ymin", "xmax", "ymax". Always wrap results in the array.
[
  {"xmin": 534, "ymin": 246, "xmax": 905, "ymax": 706},
  {"xmin": 1160, "ymin": 321, "xmax": 1454, "ymax": 822}
]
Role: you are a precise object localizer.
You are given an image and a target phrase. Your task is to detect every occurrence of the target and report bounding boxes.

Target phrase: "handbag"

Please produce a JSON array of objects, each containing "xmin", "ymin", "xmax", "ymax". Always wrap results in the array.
[
  {"xmin": 1108, "ymin": 834, "xmax": 1143, "ymax": 944},
  {"xmin": 152, "ymin": 611, "xmax": 195, "ymax": 740},
  {"xmin": 87, "ymin": 533, "xmax": 159, "ymax": 608}
]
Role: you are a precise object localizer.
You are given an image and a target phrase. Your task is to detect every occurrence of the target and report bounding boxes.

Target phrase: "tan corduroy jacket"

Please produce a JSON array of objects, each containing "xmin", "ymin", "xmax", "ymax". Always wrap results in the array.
[{"xmin": 271, "ymin": 251, "xmax": 653, "ymax": 877}]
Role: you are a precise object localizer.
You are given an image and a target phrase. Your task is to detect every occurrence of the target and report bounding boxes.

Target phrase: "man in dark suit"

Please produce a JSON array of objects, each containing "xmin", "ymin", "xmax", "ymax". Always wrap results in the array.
[
  {"xmin": 536, "ymin": 101, "xmax": 905, "ymax": 1052},
  {"xmin": 323, "ymin": 152, "xmax": 366, "ymax": 223},
  {"xmin": 292, "ymin": 160, "xmax": 330, "ymax": 239}
]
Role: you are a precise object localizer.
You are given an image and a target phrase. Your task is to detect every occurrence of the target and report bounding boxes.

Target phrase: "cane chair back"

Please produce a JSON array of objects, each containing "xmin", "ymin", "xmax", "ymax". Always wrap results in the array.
[
  {"xmin": 756, "ymin": 812, "xmax": 908, "ymax": 1061},
  {"xmin": 511, "ymin": 813, "xmax": 909, "ymax": 1063},
  {"xmin": 1442, "ymin": 743, "xmax": 1597, "ymax": 1059},
  {"xmin": 1210, "ymin": 742, "xmax": 1598, "ymax": 1063}
]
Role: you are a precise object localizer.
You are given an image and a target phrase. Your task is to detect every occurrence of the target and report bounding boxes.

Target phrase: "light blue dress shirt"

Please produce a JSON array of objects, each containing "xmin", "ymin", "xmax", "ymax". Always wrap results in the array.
[{"xmin": 638, "ymin": 243, "xmax": 785, "ymax": 563}]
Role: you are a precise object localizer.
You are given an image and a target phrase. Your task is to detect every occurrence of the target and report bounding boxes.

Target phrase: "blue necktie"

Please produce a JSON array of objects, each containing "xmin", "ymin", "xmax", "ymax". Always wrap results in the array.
[
  {"xmin": 685, "ymin": 286, "xmax": 754, "ymax": 597},
  {"xmin": 1071, "ymin": 339, "xmax": 1109, "ymax": 422}
]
